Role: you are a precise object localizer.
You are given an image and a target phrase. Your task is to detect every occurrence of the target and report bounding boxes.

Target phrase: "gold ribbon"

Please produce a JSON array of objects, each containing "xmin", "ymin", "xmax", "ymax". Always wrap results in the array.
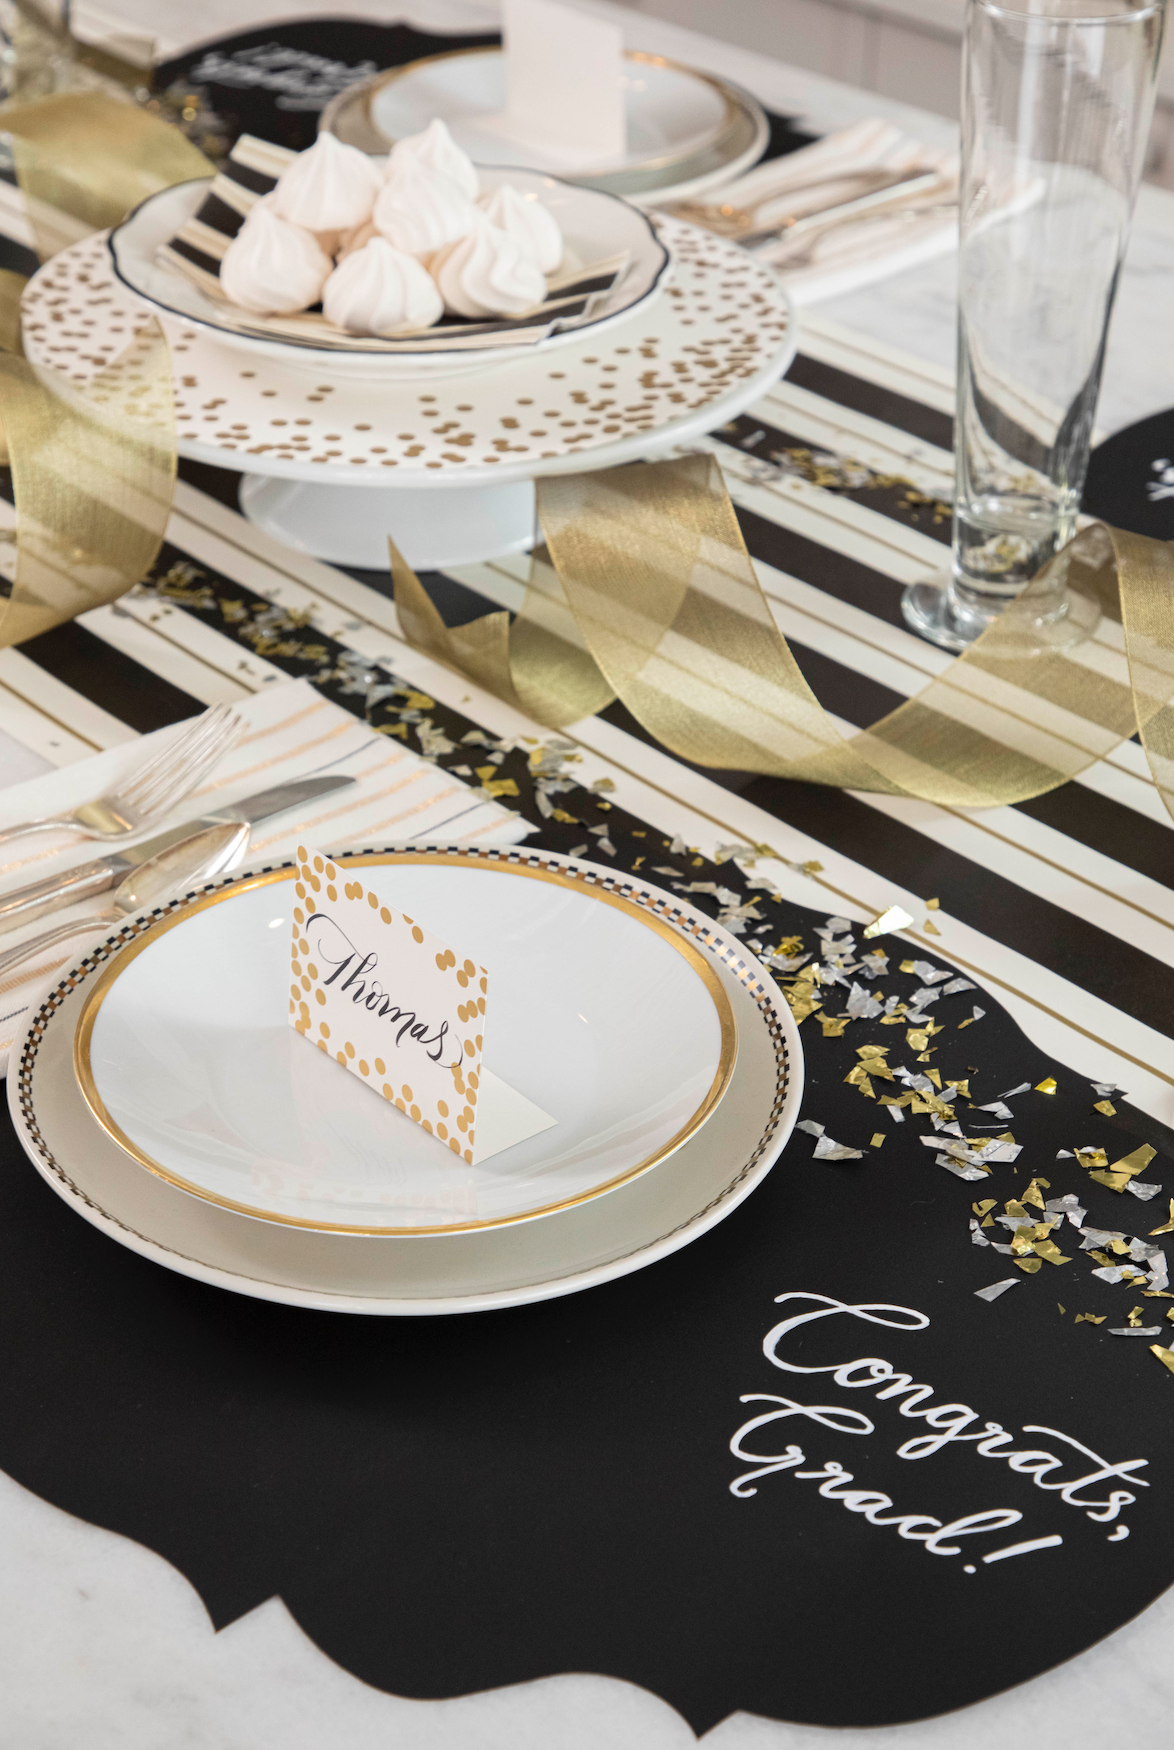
[
  {"xmin": 0, "ymin": 93, "xmax": 213, "ymax": 647},
  {"xmin": 2, "ymin": 89, "xmax": 213, "ymax": 259},
  {"xmin": 392, "ymin": 453, "xmax": 1174, "ymax": 818}
]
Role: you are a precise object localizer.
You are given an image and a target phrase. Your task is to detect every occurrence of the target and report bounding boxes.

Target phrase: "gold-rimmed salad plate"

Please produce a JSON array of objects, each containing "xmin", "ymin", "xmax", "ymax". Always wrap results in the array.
[{"xmin": 73, "ymin": 850, "xmax": 736, "ymax": 1235}]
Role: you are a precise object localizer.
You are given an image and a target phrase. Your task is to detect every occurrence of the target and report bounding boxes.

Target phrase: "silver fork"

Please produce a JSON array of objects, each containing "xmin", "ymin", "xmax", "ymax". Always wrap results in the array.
[
  {"xmin": 0, "ymin": 703, "xmax": 244, "ymax": 848},
  {"xmin": 756, "ymin": 198, "xmax": 958, "ymax": 268},
  {"xmin": 665, "ymin": 164, "xmax": 938, "ymax": 238}
]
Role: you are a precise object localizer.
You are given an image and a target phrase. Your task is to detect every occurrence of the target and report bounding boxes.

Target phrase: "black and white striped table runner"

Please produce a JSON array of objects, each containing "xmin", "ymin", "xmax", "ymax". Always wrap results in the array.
[{"xmin": 0, "ymin": 274, "xmax": 1167, "ymax": 1120}]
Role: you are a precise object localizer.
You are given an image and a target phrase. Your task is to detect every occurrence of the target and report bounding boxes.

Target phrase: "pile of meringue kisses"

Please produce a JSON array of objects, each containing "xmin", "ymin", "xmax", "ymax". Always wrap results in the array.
[{"xmin": 216, "ymin": 120, "xmax": 567, "ymax": 337}]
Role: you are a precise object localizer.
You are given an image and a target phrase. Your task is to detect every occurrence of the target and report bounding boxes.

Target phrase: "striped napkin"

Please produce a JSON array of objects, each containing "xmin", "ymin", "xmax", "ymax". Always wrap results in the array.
[
  {"xmin": 686, "ymin": 118, "xmax": 958, "ymax": 306},
  {"xmin": 0, "ymin": 678, "xmax": 530, "ymax": 1073},
  {"xmin": 158, "ymin": 133, "xmax": 630, "ymax": 353}
]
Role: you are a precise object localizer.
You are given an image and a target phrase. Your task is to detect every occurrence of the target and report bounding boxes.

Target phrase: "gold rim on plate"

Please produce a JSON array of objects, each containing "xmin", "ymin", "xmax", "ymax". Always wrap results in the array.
[
  {"xmin": 73, "ymin": 851, "xmax": 738, "ymax": 1237},
  {"xmin": 322, "ymin": 48, "xmax": 746, "ymax": 180}
]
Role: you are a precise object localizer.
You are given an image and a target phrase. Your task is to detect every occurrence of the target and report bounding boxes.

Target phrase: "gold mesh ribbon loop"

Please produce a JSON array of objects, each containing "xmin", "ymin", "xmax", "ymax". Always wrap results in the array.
[
  {"xmin": 391, "ymin": 452, "xmax": 1174, "ymax": 819},
  {"xmin": 1, "ymin": 90, "xmax": 214, "ymax": 259},
  {"xmin": 0, "ymin": 92, "xmax": 203, "ymax": 642},
  {"xmin": 0, "ymin": 323, "xmax": 175, "ymax": 645}
]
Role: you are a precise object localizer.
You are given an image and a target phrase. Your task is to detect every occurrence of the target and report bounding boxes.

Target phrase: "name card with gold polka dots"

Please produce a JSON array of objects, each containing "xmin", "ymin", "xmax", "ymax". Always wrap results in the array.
[{"xmin": 290, "ymin": 846, "xmax": 553, "ymax": 1165}]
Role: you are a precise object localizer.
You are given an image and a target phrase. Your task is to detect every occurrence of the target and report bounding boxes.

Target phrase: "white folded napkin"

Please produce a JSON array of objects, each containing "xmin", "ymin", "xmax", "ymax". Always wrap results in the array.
[
  {"xmin": 0, "ymin": 678, "xmax": 531, "ymax": 1075},
  {"xmin": 690, "ymin": 118, "xmax": 958, "ymax": 306}
]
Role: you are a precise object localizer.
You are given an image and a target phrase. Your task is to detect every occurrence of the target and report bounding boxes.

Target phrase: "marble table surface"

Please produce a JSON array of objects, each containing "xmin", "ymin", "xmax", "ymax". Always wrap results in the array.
[{"xmin": 10, "ymin": 3, "xmax": 1174, "ymax": 1746}]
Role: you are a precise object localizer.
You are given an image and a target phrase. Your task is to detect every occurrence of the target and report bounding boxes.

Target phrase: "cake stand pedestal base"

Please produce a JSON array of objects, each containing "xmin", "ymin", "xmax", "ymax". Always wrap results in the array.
[{"xmin": 238, "ymin": 476, "xmax": 538, "ymax": 571}]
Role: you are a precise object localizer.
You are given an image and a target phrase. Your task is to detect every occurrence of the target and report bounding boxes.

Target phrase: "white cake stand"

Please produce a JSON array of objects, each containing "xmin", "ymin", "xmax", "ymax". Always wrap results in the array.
[{"xmin": 21, "ymin": 221, "xmax": 796, "ymax": 571}]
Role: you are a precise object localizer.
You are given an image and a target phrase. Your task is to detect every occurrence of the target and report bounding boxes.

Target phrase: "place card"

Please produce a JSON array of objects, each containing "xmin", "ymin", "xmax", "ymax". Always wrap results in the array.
[
  {"xmin": 289, "ymin": 847, "xmax": 553, "ymax": 1165},
  {"xmin": 479, "ymin": 0, "xmax": 627, "ymax": 170}
]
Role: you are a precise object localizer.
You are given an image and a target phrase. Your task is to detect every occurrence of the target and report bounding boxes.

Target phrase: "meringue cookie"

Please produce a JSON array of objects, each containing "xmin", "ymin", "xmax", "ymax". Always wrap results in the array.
[
  {"xmin": 336, "ymin": 217, "xmax": 377, "ymax": 259},
  {"xmin": 389, "ymin": 117, "xmax": 479, "ymax": 201},
  {"xmin": 477, "ymin": 183, "xmax": 563, "ymax": 275},
  {"xmin": 431, "ymin": 213, "xmax": 547, "ymax": 318},
  {"xmin": 372, "ymin": 156, "xmax": 476, "ymax": 256},
  {"xmin": 272, "ymin": 131, "xmax": 381, "ymax": 233},
  {"xmin": 220, "ymin": 205, "xmax": 333, "ymax": 314},
  {"xmin": 323, "ymin": 237, "xmax": 443, "ymax": 336}
]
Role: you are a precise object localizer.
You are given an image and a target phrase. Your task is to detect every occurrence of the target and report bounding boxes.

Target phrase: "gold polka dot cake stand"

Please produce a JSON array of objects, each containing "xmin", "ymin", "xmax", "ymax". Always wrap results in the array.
[{"xmin": 20, "ymin": 220, "xmax": 796, "ymax": 571}]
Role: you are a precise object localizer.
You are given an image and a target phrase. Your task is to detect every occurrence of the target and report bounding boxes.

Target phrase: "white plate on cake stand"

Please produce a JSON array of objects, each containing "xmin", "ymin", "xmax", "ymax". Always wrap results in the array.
[
  {"xmin": 10, "ymin": 847, "xmax": 803, "ymax": 1314},
  {"xmin": 74, "ymin": 851, "xmax": 737, "ymax": 1234},
  {"xmin": 107, "ymin": 171, "xmax": 670, "ymax": 383},
  {"xmin": 21, "ymin": 219, "xmax": 796, "ymax": 571}
]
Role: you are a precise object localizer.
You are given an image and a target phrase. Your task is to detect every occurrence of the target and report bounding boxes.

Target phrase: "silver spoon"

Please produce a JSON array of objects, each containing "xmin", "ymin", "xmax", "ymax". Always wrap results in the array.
[{"xmin": 0, "ymin": 820, "xmax": 250, "ymax": 982}]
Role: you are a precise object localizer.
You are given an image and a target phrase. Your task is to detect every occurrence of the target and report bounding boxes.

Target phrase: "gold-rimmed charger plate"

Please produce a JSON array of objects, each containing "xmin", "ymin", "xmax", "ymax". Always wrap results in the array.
[
  {"xmin": 320, "ymin": 49, "xmax": 770, "ymax": 205},
  {"xmin": 73, "ymin": 850, "xmax": 736, "ymax": 1236},
  {"xmin": 12, "ymin": 845, "xmax": 801, "ymax": 1313}
]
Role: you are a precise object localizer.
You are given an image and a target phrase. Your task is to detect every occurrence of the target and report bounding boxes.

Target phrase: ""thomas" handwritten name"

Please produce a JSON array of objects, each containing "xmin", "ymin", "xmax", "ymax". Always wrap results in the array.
[{"xmin": 305, "ymin": 912, "xmax": 460, "ymax": 1065}]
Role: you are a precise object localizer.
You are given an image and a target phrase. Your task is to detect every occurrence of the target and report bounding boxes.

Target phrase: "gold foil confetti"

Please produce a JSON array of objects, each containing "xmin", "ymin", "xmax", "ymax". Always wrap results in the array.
[
  {"xmin": 1031, "ymin": 1239, "xmax": 1071, "ymax": 1266},
  {"xmin": 855, "ymin": 1044, "xmax": 894, "ymax": 1078},
  {"xmin": 973, "ymin": 1199, "xmax": 997, "ymax": 1218},
  {"xmin": 1075, "ymin": 1147, "xmax": 1110, "ymax": 1169},
  {"xmin": 1035, "ymin": 1077, "xmax": 1057, "ymax": 1095},
  {"xmin": 819, "ymin": 1015, "xmax": 850, "ymax": 1038},
  {"xmin": 1058, "ymin": 1303, "xmax": 1066, "ymax": 1315},
  {"xmin": 907, "ymin": 1029, "xmax": 931, "ymax": 1052},
  {"xmin": 926, "ymin": 897, "xmax": 940, "ymax": 910},
  {"xmin": 871, "ymin": 1133, "xmax": 885, "ymax": 1148},
  {"xmin": 863, "ymin": 905, "xmax": 915, "ymax": 939},
  {"xmin": 1094, "ymin": 1100, "xmax": 1117, "ymax": 1116},
  {"xmin": 1112, "ymin": 1143, "xmax": 1157, "ymax": 1176},
  {"xmin": 1076, "ymin": 1314, "xmax": 1106, "ymax": 1325},
  {"xmin": 1089, "ymin": 1146, "xmax": 1157, "ymax": 1194},
  {"xmin": 801, "ymin": 860, "xmax": 824, "ymax": 875},
  {"xmin": 899, "ymin": 959, "xmax": 916, "ymax": 973},
  {"xmin": 1150, "ymin": 1345, "xmax": 1174, "ymax": 1376},
  {"xmin": 1022, "ymin": 1178, "xmax": 1051, "ymax": 1211},
  {"xmin": 1128, "ymin": 1305, "xmax": 1145, "ymax": 1327},
  {"xmin": 1015, "ymin": 1257, "xmax": 1044, "ymax": 1273},
  {"xmin": 1150, "ymin": 1200, "xmax": 1174, "ymax": 1236},
  {"xmin": 783, "ymin": 988, "xmax": 822, "ymax": 1024}
]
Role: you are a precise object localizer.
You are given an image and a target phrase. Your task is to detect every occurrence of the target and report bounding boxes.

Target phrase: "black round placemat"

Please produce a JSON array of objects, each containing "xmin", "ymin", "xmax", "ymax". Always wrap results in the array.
[
  {"xmin": 2, "ymin": 862, "xmax": 1173, "ymax": 1733},
  {"xmin": 1083, "ymin": 407, "xmax": 1174, "ymax": 538}
]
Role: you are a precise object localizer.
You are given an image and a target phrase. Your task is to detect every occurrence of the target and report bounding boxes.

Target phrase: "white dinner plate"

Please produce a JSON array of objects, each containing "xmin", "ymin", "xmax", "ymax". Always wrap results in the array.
[
  {"xmin": 107, "ymin": 170, "xmax": 669, "ymax": 383},
  {"xmin": 321, "ymin": 51, "xmax": 770, "ymax": 208},
  {"xmin": 10, "ymin": 847, "xmax": 803, "ymax": 1314},
  {"xmin": 74, "ymin": 852, "xmax": 736, "ymax": 1234}
]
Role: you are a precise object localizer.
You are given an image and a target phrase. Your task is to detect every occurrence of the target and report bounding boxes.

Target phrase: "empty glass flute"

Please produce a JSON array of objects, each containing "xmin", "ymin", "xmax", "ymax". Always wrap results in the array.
[{"xmin": 903, "ymin": 0, "xmax": 1165, "ymax": 651}]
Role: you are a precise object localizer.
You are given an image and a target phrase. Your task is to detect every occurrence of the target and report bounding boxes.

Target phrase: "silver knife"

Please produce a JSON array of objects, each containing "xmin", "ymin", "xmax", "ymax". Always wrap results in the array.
[
  {"xmin": 0, "ymin": 822, "xmax": 252, "ymax": 985},
  {"xmin": 0, "ymin": 773, "xmax": 355, "ymax": 934}
]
